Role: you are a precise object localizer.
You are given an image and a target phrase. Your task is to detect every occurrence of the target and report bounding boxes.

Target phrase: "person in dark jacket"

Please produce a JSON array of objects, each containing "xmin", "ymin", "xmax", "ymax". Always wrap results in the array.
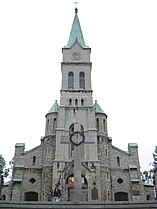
[{"xmin": 52, "ymin": 183, "xmax": 61, "ymax": 202}]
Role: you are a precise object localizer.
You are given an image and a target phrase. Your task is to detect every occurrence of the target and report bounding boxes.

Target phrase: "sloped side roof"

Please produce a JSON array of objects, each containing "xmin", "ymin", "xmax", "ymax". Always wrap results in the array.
[
  {"xmin": 47, "ymin": 100, "xmax": 59, "ymax": 114},
  {"xmin": 65, "ymin": 10, "xmax": 88, "ymax": 48},
  {"xmin": 93, "ymin": 100, "xmax": 106, "ymax": 114}
]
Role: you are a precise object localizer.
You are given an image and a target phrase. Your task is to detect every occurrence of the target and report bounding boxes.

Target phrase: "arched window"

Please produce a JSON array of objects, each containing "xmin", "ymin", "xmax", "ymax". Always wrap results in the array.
[
  {"xmin": 103, "ymin": 119, "xmax": 106, "ymax": 132},
  {"xmin": 32, "ymin": 156, "xmax": 36, "ymax": 166},
  {"xmin": 68, "ymin": 72, "xmax": 74, "ymax": 89},
  {"xmin": 46, "ymin": 119, "xmax": 49, "ymax": 131},
  {"xmin": 69, "ymin": 99, "xmax": 72, "ymax": 105},
  {"xmin": 79, "ymin": 72, "xmax": 85, "ymax": 89},
  {"xmin": 117, "ymin": 156, "xmax": 120, "ymax": 167},
  {"xmin": 96, "ymin": 118, "xmax": 99, "ymax": 131},
  {"xmin": 146, "ymin": 194, "xmax": 151, "ymax": 200},
  {"xmin": 75, "ymin": 99, "xmax": 78, "ymax": 106},
  {"xmin": 53, "ymin": 118, "xmax": 57, "ymax": 132},
  {"xmin": 1, "ymin": 195, "xmax": 6, "ymax": 200},
  {"xmin": 81, "ymin": 99, "xmax": 84, "ymax": 106}
]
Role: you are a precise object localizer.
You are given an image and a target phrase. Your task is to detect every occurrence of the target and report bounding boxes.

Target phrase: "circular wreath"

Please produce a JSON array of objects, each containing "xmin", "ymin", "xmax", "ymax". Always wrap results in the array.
[{"xmin": 69, "ymin": 131, "xmax": 85, "ymax": 146}]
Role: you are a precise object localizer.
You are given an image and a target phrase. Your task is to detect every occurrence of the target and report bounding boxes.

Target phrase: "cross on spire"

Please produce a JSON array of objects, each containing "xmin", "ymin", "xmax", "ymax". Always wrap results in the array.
[{"xmin": 74, "ymin": 0, "xmax": 79, "ymax": 14}]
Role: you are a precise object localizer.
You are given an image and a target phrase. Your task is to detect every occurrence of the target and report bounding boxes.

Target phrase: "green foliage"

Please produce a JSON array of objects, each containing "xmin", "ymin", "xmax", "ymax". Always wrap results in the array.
[
  {"xmin": 0, "ymin": 155, "xmax": 9, "ymax": 180},
  {"xmin": 142, "ymin": 170, "xmax": 153, "ymax": 184},
  {"xmin": 0, "ymin": 155, "xmax": 5, "ymax": 173}
]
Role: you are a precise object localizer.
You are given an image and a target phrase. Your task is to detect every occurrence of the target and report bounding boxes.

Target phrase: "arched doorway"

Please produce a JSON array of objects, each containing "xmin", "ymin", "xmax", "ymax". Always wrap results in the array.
[
  {"xmin": 115, "ymin": 192, "xmax": 128, "ymax": 201},
  {"xmin": 146, "ymin": 194, "xmax": 151, "ymax": 200},
  {"xmin": 25, "ymin": 191, "xmax": 38, "ymax": 201},
  {"xmin": 66, "ymin": 174, "xmax": 88, "ymax": 201},
  {"xmin": 1, "ymin": 194, "xmax": 6, "ymax": 200}
]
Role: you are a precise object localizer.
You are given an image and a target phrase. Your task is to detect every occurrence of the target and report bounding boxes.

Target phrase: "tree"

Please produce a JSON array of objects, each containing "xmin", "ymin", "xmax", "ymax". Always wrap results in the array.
[
  {"xmin": 142, "ymin": 170, "xmax": 153, "ymax": 184},
  {"xmin": 0, "ymin": 155, "xmax": 9, "ymax": 200}
]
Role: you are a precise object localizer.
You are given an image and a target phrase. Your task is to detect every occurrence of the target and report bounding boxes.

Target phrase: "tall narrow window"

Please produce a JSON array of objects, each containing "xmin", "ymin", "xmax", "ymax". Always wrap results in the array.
[
  {"xmin": 103, "ymin": 119, "xmax": 106, "ymax": 132},
  {"xmin": 105, "ymin": 148, "xmax": 108, "ymax": 157},
  {"xmin": 106, "ymin": 172, "xmax": 109, "ymax": 180},
  {"xmin": 96, "ymin": 118, "xmax": 99, "ymax": 131},
  {"xmin": 43, "ymin": 172, "xmax": 46, "ymax": 180},
  {"xmin": 69, "ymin": 99, "xmax": 72, "ymax": 105},
  {"xmin": 32, "ymin": 156, "xmax": 36, "ymax": 166},
  {"xmin": 75, "ymin": 99, "xmax": 78, "ymax": 106},
  {"xmin": 117, "ymin": 156, "xmax": 120, "ymax": 167},
  {"xmin": 79, "ymin": 72, "xmax": 85, "ymax": 89},
  {"xmin": 53, "ymin": 118, "xmax": 57, "ymax": 132},
  {"xmin": 46, "ymin": 119, "xmax": 49, "ymax": 131},
  {"xmin": 45, "ymin": 148, "xmax": 47, "ymax": 156},
  {"xmin": 68, "ymin": 72, "xmax": 74, "ymax": 89},
  {"xmin": 81, "ymin": 99, "xmax": 84, "ymax": 106}
]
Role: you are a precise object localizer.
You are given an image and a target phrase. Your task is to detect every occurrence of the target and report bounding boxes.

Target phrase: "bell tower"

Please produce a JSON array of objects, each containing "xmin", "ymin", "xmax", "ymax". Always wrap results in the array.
[
  {"xmin": 46, "ymin": 8, "xmax": 104, "ymax": 201},
  {"xmin": 51, "ymin": 8, "xmax": 98, "ymax": 163},
  {"xmin": 60, "ymin": 8, "xmax": 93, "ymax": 107}
]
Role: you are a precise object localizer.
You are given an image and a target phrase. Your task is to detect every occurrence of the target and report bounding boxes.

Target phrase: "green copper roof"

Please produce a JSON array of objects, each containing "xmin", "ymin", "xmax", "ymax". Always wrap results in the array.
[
  {"xmin": 65, "ymin": 9, "xmax": 88, "ymax": 48},
  {"xmin": 13, "ymin": 176, "xmax": 22, "ymax": 182},
  {"xmin": 48, "ymin": 100, "xmax": 58, "ymax": 114},
  {"xmin": 15, "ymin": 143, "xmax": 25, "ymax": 148},
  {"xmin": 128, "ymin": 143, "xmax": 138, "ymax": 148},
  {"xmin": 14, "ymin": 163, "xmax": 25, "ymax": 168},
  {"xmin": 128, "ymin": 164, "xmax": 137, "ymax": 169},
  {"xmin": 93, "ymin": 100, "xmax": 105, "ymax": 114},
  {"xmin": 131, "ymin": 179, "xmax": 139, "ymax": 183}
]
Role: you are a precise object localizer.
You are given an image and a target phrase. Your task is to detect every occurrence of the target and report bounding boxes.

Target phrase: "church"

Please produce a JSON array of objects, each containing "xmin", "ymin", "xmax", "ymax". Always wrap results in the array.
[{"xmin": 1, "ymin": 8, "xmax": 154, "ymax": 202}]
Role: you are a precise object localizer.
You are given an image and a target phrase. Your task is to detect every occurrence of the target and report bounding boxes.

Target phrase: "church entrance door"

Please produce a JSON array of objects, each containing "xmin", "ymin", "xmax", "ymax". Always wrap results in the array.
[
  {"xmin": 24, "ymin": 191, "xmax": 38, "ymax": 201},
  {"xmin": 115, "ymin": 192, "xmax": 128, "ymax": 201}
]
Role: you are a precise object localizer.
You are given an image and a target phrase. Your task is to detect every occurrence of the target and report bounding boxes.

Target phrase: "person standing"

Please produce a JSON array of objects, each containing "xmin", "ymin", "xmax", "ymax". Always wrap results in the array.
[{"xmin": 52, "ymin": 183, "xmax": 61, "ymax": 202}]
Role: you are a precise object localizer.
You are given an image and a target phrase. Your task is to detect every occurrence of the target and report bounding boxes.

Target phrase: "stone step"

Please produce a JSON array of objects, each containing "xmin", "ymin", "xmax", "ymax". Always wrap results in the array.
[{"xmin": 0, "ymin": 201, "xmax": 157, "ymax": 209}]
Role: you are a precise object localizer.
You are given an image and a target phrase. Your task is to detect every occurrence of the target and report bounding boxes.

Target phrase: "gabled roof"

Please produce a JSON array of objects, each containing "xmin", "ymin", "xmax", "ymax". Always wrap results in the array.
[
  {"xmin": 47, "ymin": 100, "xmax": 59, "ymax": 114},
  {"xmin": 65, "ymin": 9, "xmax": 88, "ymax": 48},
  {"xmin": 93, "ymin": 100, "xmax": 106, "ymax": 115}
]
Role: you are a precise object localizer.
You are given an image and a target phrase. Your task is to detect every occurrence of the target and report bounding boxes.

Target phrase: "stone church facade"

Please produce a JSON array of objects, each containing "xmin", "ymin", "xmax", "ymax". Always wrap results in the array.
[{"xmin": 2, "ymin": 9, "xmax": 154, "ymax": 202}]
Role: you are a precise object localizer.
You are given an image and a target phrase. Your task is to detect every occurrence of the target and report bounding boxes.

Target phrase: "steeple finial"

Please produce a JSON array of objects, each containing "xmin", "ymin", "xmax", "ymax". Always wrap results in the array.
[
  {"xmin": 74, "ymin": 0, "xmax": 79, "ymax": 14},
  {"xmin": 75, "ymin": 7, "xmax": 78, "ymax": 14}
]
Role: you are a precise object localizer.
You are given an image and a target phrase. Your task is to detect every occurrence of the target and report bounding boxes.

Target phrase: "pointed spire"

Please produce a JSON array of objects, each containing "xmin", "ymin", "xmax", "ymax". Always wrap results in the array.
[
  {"xmin": 65, "ymin": 8, "xmax": 88, "ymax": 48},
  {"xmin": 93, "ymin": 100, "xmax": 106, "ymax": 115},
  {"xmin": 47, "ymin": 100, "xmax": 59, "ymax": 114}
]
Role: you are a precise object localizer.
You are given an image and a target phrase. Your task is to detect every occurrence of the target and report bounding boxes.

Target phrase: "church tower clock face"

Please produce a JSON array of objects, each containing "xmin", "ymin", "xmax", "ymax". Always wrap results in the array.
[{"xmin": 72, "ymin": 51, "xmax": 81, "ymax": 59}]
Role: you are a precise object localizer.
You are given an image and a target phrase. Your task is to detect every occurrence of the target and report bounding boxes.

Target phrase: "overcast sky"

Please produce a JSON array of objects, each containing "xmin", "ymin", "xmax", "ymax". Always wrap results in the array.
[{"xmin": 0, "ymin": 0, "xmax": 157, "ymax": 173}]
